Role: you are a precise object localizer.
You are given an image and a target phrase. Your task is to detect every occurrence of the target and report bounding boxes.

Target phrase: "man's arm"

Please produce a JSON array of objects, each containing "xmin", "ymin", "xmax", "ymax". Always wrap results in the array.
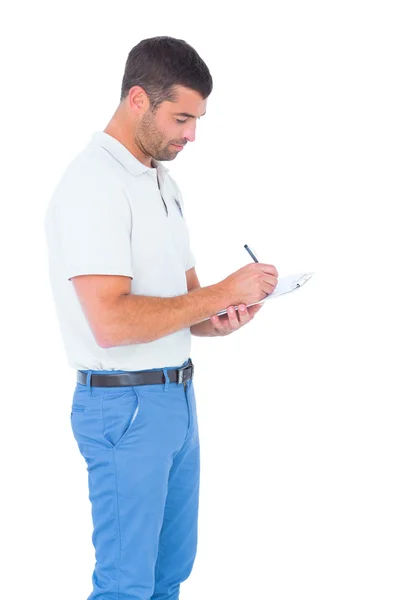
[
  {"xmin": 71, "ymin": 271, "xmax": 231, "ymax": 348},
  {"xmin": 186, "ymin": 267, "xmax": 221, "ymax": 337}
]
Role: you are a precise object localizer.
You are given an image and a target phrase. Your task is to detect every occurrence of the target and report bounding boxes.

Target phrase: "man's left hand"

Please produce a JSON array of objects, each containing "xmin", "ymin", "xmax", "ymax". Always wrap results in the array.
[{"xmin": 209, "ymin": 303, "xmax": 263, "ymax": 336}]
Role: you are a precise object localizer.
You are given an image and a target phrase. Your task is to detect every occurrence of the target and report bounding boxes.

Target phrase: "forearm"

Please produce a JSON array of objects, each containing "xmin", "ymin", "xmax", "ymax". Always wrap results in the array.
[
  {"xmin": 190, "ymin": 318, "xmax": 220, "ymax": 337},
  {"xmin": 99, "ymin": 284, "xmax": 230, "ymax": 347}
]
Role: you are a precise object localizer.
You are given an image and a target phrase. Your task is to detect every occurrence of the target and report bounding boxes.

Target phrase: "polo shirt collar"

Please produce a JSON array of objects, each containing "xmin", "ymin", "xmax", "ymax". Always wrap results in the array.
[{"xmin": 90, "ymin": 131, "xmax": 170, "ymax": 180}]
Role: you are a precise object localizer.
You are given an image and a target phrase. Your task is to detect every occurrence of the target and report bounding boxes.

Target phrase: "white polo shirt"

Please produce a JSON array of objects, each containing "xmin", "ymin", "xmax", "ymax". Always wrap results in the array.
[{"xmin": 44, "ymin": 131, "xmax": 196, "ymax": 371}]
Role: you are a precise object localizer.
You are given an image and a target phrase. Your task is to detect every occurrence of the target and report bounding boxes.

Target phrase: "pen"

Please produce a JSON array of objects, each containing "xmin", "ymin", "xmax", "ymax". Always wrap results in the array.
[{"xmin": 244, "ymin": 244, "xmax": 259, "ymax": 263}]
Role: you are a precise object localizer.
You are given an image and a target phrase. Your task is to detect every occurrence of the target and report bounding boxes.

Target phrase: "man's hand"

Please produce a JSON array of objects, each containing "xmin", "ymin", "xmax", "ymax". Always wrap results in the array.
[{"xmin": 209, "ymin": 302, "xmax": 263, "ymax": 336}]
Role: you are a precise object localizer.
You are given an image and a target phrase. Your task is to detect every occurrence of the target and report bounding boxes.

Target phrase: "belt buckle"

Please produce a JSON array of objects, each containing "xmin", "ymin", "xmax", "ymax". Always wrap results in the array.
[
  {"xmin": 177, "ymin": 367, "xmax": 185, "ymax": 384},
  {"xmin": 178, "ymin": 360, "xmax": 194, "ymax": 385}
]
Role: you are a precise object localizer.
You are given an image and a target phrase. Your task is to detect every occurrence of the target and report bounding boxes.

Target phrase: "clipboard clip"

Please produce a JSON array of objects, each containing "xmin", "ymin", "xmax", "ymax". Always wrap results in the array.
[{"xmin": 293, "ymin": 273, "xmax": 313, "ymax": 289}]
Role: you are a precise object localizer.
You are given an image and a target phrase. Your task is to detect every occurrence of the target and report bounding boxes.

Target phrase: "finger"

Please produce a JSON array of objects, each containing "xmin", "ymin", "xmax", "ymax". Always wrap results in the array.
[
  {"xmin": 227, "ymin": 306, "xmax": 241, "ymax": 328},
  {"xmin": 211, "ymin": 314, "xmax": 230, "ymax": 333},
  {"xmin": 261, "ymin": 277, "xmax": 278, "ymax": 294},
  {"xmin": 237, "ymin": 304, "xmax": 251, "ymax": 323},
  {"xmin": 210, "ymin": 315, "xmax": 221, "ymax": 328},
  {"xmin": 257, "ymin": 264, "xmax": 279, "ymax": 278},
  {"xmin": 262, "ymin": 275, "xmax": 278, "ymax": 288}
]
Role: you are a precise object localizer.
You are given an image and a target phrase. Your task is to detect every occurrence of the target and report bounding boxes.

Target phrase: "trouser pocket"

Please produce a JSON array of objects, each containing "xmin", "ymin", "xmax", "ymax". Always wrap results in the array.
[{"xmin": 101, "ymin": 387, "xmax": 141, "ymax": 449}]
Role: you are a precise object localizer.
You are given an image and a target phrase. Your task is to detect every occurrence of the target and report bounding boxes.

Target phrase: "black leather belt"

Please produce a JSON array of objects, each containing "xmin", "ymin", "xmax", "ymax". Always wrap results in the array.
[{"xmin": 77, "ymin": 358, "xmax": 194, "ymax": 387}]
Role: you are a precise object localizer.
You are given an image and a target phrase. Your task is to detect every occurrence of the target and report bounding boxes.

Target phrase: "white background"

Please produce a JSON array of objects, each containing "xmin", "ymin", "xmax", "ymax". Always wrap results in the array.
[{"xmin": 1, "ymin": 1, "xmax": 399, "ymax": 599}]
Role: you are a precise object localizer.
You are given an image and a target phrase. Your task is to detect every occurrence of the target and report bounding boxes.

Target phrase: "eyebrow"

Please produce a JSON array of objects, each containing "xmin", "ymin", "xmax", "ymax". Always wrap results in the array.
[{"xmin": 173, "ymin": 111, "xmax": 207, "ymax": 119}]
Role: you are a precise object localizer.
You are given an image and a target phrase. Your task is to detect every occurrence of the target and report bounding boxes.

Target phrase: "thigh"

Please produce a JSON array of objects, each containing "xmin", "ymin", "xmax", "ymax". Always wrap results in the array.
[
  {"xmin": 152, "ymin": 380, "xmax": 201, "ymax": 597},
  {"xmin": 70, "ymin": 381, "xmax": 192, "ymax": 599}
]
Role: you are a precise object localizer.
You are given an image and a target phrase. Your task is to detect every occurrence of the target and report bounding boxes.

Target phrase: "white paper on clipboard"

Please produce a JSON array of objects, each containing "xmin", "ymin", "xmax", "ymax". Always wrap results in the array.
[{"xmin": 215, "ymin": 272, "xmax": 314, "ymax": 317}]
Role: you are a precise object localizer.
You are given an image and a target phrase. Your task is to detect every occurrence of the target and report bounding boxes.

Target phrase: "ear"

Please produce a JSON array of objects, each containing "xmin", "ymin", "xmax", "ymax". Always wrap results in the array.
[{"xmin": 127, "ymin": 86, "xmax": 150, "ymax": 115}]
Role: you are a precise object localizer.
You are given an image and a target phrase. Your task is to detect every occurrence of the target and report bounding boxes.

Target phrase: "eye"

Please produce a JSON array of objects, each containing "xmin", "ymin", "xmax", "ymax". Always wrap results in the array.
[{"xmin": 176, "ymin": 118, "xmax": 188, "ymax": 124}]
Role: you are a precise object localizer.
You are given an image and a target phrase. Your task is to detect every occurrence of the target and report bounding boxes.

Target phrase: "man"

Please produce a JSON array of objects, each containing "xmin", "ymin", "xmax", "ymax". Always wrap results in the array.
[{"xmin": 44, "ymin": 36, "xmax": 278, "ymax": 600}]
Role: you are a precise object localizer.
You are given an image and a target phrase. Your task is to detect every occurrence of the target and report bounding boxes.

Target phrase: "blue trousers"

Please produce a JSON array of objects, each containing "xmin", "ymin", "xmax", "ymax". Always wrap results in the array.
[{"xmin": 70, "ymin": 358, "xmax": 200, "ymax": 600}]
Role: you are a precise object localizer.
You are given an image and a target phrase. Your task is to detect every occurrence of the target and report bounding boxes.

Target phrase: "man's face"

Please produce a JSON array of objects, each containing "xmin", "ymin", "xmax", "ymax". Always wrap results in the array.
[{"xmin": 135, "ymin": 85, "xmax": 207, "ymax": 162}]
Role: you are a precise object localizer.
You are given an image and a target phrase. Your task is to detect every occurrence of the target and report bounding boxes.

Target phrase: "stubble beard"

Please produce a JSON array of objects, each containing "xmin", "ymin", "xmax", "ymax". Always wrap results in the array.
[{"xmin": 136, "ymin": 110, "xmax": 176, "ymax": 162}]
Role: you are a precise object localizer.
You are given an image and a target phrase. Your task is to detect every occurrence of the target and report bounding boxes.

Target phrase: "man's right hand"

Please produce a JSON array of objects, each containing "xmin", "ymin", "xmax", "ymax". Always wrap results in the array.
[{"xmin": 218, "ymin": 263, "xmax": 279, "ymax": 306}]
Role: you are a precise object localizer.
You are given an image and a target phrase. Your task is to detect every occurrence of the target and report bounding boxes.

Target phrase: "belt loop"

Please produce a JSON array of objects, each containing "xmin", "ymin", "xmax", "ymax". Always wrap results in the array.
[
  {"xmin": 162, "ymin": 367, "xmax": 170, "ymax": 392},
  {"xmin": 86, "ymin": 370, "xmax": 93, "ymax": 396}
]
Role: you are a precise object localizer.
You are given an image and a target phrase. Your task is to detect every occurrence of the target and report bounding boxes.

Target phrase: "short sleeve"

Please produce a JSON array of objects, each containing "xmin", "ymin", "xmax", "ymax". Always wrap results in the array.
[
  {"xmin": 185, "ymin": 244, "xmax": 196, "ymax": 271},
  {"xmin": 53, "ymin": 169, "xmax": 133, "ymax": 280},
  {"xmin": 173, "ymin": 183, "xmax": 196, "ymax": 271}
]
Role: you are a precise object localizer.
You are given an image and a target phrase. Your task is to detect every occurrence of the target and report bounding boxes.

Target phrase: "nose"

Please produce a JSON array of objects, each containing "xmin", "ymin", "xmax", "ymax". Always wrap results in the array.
[{"xmin": 183, "ymin": 121, "xmax": 196, "ymax": 143}]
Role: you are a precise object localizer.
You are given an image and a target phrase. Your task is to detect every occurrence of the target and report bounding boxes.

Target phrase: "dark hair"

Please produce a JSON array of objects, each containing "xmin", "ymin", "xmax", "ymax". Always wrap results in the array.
[{"xmin": 120, "ymin": 36, "xmax": 213, "ymax": 110}]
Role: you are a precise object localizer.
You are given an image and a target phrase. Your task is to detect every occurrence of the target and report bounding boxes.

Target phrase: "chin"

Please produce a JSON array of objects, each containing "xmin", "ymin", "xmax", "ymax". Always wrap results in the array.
[{"xmin": 158, "ymin": 152, "xmax": 177, "ymax": 162}]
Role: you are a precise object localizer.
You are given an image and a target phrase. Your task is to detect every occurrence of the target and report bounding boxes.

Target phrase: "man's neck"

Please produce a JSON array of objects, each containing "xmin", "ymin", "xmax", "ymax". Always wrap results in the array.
[{"xmin": 103, "ymin": 120, "xmax": 153, "ymax": 168}]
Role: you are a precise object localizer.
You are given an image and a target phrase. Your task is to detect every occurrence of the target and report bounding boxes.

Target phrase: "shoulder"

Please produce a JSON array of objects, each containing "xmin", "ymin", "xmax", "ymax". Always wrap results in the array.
[
  {"xmin": 50, "ymin": 146, "xmax": 128, "ymax": 213},
  {"xmin": 57, "ymin": 145, "xmax": 123, "ymax": 192}
]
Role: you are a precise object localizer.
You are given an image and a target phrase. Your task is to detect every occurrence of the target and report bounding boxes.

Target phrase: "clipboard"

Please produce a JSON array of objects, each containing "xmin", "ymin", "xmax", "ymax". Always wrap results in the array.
[{"xmin": 215, "ymin": 272, "xmax": 314, "ymax": 317}]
